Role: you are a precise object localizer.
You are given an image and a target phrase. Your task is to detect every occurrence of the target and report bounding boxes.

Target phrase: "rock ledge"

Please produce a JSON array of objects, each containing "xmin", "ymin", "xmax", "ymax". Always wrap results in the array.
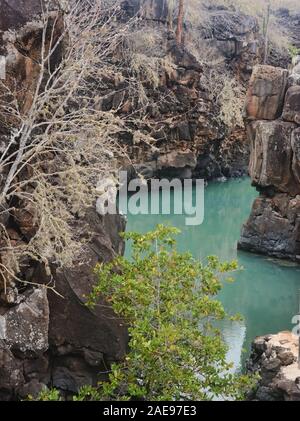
[{"xmin": 248, "ymin": 331, "xmax": 300, "ymax": 401}]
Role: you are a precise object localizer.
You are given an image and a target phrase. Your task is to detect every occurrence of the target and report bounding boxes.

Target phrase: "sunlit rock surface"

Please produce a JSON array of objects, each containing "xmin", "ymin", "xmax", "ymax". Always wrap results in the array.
[{"xmin": 248, "ymin": 332, "xmax": 300, "ymax": 401}]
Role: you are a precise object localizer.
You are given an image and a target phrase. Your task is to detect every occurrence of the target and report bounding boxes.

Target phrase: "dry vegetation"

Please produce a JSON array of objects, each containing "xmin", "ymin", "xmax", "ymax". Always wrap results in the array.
[
  {"xmin": 0, "ymin": 0, "xmax": 135, "ymax": 293},
  {"xmin": 171, "ymin": 0, "xmax": 298, "ymax": 57},
  {"xmin": 1, "ymin": 0, "xmax": 298, "ymax": 293}
]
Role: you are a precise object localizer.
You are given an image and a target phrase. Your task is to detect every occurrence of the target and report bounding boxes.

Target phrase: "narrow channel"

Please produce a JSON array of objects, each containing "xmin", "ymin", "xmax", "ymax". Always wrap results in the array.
[{"xmin": 125, "ymin": 177, "xmax": 300, "ymax": 372}]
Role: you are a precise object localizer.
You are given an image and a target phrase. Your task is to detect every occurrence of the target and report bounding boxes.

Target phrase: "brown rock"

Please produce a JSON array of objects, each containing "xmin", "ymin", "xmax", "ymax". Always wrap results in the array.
[
  {"xmin": 156, "ymin": 149, "xmax": 197, "ymax": 179},
  {"xmin": 157, "ymin": 149, "xmax": 197, "ymax": 170},
  {"xmin": 248, "ymin": 120, "xmax": 297, "ymax": 194},
  {"xmin": 13, "ymin": 203, "xmax": 38, "ymax": 240},
  {"xmin": 245, "ymin": 65, "xmax": 288, "ymax": 120},
  {"xmin": 277, "ymin": 351, "xmax": 296, "ymax": 366}
]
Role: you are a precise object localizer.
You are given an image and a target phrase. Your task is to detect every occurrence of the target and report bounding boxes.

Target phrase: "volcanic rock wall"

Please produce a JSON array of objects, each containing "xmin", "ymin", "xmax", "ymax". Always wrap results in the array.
[
  {"xmin": 115, "ymin": 0, "xmax": 264, "ymax": 180},
  {"xmin": 239, "ymin": 63, "xmax": 300, "ymax": 262},
  {"xmin": 0, "ymin": 1, "xmax": 127, "ymax": 400}
]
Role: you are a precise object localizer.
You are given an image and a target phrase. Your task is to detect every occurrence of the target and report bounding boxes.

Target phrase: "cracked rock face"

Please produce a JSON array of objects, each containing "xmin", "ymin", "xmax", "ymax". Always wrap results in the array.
[
  {"xmin": 247, "ymin": 332, "xmax": 300, "ymax": 401},
  {"xmin": 239, "ymin": 63, "xmax": 300, "ymax": 262},
  {"xmin": 248, "ymin": 120, "xmax": 298, "ymax": 195},
  {"xmin": 245, "ymin": 65, "xmax": 288, "ymax": 121},
  {"xmin": 120, "ymin": 1, "xmax": 263, "ymax": 181},
  {"xmin": 0, "ymin": 3, "xmax": 127, "ymax": 399},
  {"xmin": 0, "ymin": 212, "xmax": 127, "ymax": 400}
]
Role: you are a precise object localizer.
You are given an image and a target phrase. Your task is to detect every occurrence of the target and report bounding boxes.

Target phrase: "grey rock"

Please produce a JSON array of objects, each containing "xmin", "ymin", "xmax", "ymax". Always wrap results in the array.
[
  {"xmin": 17, "ymin": 379, "xmax": 46, "ymax": 400},
  {"xmin": 277, "ymin": 351, "xmax": 296, "ymax": 366},
  {"xmin": 0, "ymin": 348, "xmax": 24, "ymax": 399},
  {"xmin": 282, "ymin": 86, "xmax": 300, "ymax": 124},
  {"xmin": 239, "ymin": 194, "xmax": 300, "ymax": 260},
  {"xmin": 262, "ymin": 357, "xmax": 282, "ymax": 372},
  {"xmin": 0, "ymin": 287, "xmax": 49, "ymax": 356}
]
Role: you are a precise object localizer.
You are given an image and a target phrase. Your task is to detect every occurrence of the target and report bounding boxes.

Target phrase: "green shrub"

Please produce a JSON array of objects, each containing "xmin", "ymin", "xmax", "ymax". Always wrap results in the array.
[
  {"xmin": 85, "ymin": 225, "xmax": 254, "ymax": 401},
  {"xmin": 288, "ymin": 44, "xmax": 300, "ymax": 59},
  {"xmin": 27, "ymin": 388, "xmax": 61, "ymax": 401}
]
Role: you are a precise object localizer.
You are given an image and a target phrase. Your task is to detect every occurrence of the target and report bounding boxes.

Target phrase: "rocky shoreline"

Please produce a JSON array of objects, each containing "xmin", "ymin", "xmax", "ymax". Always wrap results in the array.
[{"xmin": 247, "ymin": 332, "xmax": 300, "ymax": 401}]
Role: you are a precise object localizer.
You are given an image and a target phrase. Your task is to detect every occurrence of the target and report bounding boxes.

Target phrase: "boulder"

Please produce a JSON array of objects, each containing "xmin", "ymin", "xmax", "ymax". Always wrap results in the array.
[
  {"xmin": 282, "ymin": 86, "xmax": 300, "ymax": 124},
  {"xmin": 248, "ymin": 120, "xmax": 298, "ymax": 194},
  {"xmin": 17, "ymin": 379, "xmax": 46, "ymax": 400},
  {"xmin": 208, "ymin": 11, "xmax": 259, "ymax": 43},
  {"xmin": 244, "ymin": 65, "xmax": 288, "ymax": 120},
  {"xmin": 156, "ymin": 149, "xmax": 197, "ymax": 179},
  {"xmin": 51, "ymin": 356, "xmax": 99, "ymax": 392},
  {"xmin": 238, "ymin": 194, "xmax": 300, "ymax": 261},
  {"xmin": 287, "ymin": 73, "xmax": 300, "ymax": 88}
]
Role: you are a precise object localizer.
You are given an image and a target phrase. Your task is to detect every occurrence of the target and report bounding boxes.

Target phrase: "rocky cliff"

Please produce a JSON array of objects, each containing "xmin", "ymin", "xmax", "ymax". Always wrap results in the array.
[
  {"xmin": 0, "ymin": 0, "xmax": 295, "ymax": 401},
  {"xmin": 0, "ymin": 1, "xmax": 128, "ymax": 400},
  {"xmin": 109, "ymin": 0, "xmax": 264, "ymax": 180},
  {"xmin": 239, "ymin": 62, "xmax": 300, "ymax": 261},
  {"xmin": 247, "ymin": 332, "xmax": 300, "ymax": 401}
]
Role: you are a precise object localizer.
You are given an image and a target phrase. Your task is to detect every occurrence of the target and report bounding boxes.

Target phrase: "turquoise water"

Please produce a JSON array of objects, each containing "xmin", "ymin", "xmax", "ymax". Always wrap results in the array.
[{"xmin": 125, "ymin": 178, "xmax": 300, "ymax": 372}]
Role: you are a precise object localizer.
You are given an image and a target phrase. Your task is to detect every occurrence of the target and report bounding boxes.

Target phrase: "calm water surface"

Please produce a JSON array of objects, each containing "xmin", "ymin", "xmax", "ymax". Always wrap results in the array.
[{"xmin": 125, "ymin": 178, "xmax": 300, "ymax": 371}]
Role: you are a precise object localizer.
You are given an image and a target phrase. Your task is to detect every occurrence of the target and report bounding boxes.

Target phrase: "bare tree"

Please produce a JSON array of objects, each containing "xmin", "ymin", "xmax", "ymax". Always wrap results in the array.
[
  {"xmin": 263, "ymin": 1, "xmax": 271, "ymax": 64},
  {"xmin": 0, "ymin": 0, "xmax": 133, "ymax": 296},
  {"xmin": 176, "ymin": 0, "xmax": 184, "ymax": 45}
]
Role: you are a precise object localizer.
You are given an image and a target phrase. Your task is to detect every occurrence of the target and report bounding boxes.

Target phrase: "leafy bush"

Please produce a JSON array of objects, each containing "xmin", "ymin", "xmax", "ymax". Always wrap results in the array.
[
  {"xmin": 85, "ymin": 225, "xmax": 254, "ymax": 401},
  {"xmin": 288, "ymin": 44, "xmax": 300, "ymax": 59},
  {"xmin": 27, "ymin": 388, "xmax": 61, "ymax": 401}
]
